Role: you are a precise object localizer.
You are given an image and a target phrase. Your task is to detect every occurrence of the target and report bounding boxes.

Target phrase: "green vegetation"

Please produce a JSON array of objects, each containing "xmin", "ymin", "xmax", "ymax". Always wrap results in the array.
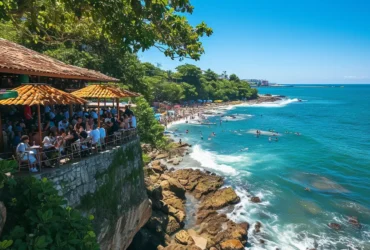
[
  {"xmin": 142, "ymin": 63, "xmax": 258, "ymax": 103},
  {"xmin": 0, "ymin": 173, "xmax": 98, "ymax": 249},
  {"xmin": 134, "ymin": 97, "xmax": 167, "ymax": 149},
  {"xmin": 0, "ymin": 0, "xmax": 212, "ymax": 61}
]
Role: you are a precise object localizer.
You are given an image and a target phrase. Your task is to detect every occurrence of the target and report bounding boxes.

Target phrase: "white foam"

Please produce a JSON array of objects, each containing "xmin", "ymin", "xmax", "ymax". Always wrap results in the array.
[
  {"xmin": 189, "ymin": 145, "xmax": 238, "ymax": 175},
  {"xmin": 250, "ymin": 98, "xmax": 300, "ymax": 108}
]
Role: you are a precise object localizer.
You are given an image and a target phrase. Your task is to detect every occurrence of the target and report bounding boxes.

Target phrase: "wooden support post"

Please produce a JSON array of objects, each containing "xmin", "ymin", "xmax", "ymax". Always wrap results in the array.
[
  {"xmin": 69, "ymin": 104, "xmax": 73, "ymax": 119},
  {"xmin": 37, "ymin": 104, "xmax": 42, "ymax": 145},
  {"xmin": 98, "ymin": 98, "xmax": 101, "ymax": 127}
]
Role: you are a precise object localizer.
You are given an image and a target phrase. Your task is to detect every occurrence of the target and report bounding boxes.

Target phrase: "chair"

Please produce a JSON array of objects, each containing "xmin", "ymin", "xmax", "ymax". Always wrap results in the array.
[
  {"xmin": 71, "ymin": 140, "xmax": 81, "ymax": 159},
  {"xmin": 14, "ymin": 152, "xmax": 32, "ymax": 172}
]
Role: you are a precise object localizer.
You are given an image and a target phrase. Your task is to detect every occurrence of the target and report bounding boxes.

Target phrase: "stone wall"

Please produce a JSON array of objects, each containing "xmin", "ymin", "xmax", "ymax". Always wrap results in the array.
[{"xmin": 36, "ymin": 138, "xmax": 152, "ymax": 250}]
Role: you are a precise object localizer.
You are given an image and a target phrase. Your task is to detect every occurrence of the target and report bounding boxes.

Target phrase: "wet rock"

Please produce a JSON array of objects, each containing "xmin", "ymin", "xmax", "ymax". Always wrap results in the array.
[
  {"xmin": 220, "ymin": 239, "xmax": 244, "ymax": 250},
  {"xmin": 254, "ymin": 221, "xmax": 262, "ymax": 233},
  {"xmin": 328, "ymin": 222, "xmax": 341, "ymax": 230},
  {"xmin": 250, "ymin": 197, "xmax": 261, "ymax": 203},
  {"xmin": 156, "ymin": 153, "xmax": 169, "ymax": 160},
  {"xmin": 348, "ymin": 217, "xmax": 361, "ymax": 228},
  {"xmin": 166, "ymin": 215, "xmax": 181, "ymax": 235},
  {"xmin": 160, "ymin": 178, "xmax": 186, "ymax": 198},
  {"xmin": 238, "ymin": 222, "xmax": 249, "ymax": 231},
  {"xmin": 175, "ymin": 230, "xmax": 194, "ymax": 245},
  {"xmin": 259, "ymin": 239, "xmax": 265, "ymax": 244},
  {"xmin": 200, "ymin": 187, "xmax": 240, "ymax": 210},
  {"xmin": 152, "ymin": 160, "xmax": 167, "ymax": 173}
]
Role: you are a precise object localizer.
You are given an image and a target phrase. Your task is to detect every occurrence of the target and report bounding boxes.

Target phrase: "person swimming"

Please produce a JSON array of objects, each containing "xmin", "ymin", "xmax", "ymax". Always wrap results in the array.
[{"xmin": 269, "ymin": 137, "xmax": 272, "ymax": 142}]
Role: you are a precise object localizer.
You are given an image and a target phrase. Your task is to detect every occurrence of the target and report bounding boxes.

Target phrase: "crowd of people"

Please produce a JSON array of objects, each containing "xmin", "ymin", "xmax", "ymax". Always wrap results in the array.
[{"xmin": 1, "ymin": 104, "xmax": 137, "ymax": 172}]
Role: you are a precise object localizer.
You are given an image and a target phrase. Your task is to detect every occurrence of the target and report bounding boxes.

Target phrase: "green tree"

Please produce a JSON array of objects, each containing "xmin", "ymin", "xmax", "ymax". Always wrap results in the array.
[
  {"xmin": 0, "ymin": 0, "xmax": 212, "ymax": 60},
  {"xmin": 134, "ymin": 97, "xmax": 167, "ymax": 149}
]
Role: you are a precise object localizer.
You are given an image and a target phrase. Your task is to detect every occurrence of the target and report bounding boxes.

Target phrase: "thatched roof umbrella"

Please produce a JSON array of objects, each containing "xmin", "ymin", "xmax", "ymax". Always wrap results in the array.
[
  {"xmin": 71, "ymin": 84, "xmax": 140, "ymax": 127},
  {"xmin": 0, "ymin": 83, "xmax": 87, "ymax": 146}
]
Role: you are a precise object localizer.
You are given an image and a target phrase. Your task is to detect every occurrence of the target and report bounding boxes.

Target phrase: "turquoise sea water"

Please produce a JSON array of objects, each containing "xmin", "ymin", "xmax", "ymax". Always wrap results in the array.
[{"xmin": 169, "ymin": 85, "xmax": 370, "ymax": 250}]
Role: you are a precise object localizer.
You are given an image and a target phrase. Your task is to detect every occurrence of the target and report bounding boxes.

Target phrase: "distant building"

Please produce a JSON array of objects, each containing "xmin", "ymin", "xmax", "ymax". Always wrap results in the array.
[
  {"xmin": 261, "ymin": 80, "xmax": 269, "ymax": 86},
  {"xmin": 244, "ymin": 79, "xmax": 270, "ymax": 86}
]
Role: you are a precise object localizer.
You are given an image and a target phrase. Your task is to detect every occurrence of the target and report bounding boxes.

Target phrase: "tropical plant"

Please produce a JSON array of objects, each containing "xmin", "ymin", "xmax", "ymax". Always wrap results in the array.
[{"xmin": 0, "ymin": 177, "xmax": 99, "ymax": 250}]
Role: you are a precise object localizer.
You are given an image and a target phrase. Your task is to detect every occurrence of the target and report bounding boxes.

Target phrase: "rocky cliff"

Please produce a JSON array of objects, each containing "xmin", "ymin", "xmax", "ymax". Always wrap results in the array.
[{"xmin": 37, "ymin": 138, "xmax": 151, "ymax": 250}]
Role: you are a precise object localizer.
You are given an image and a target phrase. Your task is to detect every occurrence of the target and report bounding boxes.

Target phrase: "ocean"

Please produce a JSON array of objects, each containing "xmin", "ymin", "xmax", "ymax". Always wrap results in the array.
[{"xmin": 168, "ymin": 84, "xmax": 370, "ymax": 250}]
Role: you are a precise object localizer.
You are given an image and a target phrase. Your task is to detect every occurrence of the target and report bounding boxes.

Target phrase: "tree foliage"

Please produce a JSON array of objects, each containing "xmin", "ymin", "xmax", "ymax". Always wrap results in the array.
[
  {"xmin": 0, "ymin": 177, "xmax": 99, "ymax": 250},
  {"xmin": 0, "ymin": 0, "xmax": 212, "ymax": 60},
  {"xmin": 140, "ymin": 63, "xmax": 258, "ymax": 102}
]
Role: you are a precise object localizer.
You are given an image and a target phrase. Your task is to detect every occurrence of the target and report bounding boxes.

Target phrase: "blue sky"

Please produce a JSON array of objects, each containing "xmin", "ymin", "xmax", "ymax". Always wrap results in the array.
[{"xmin": 139, "ymin": 0, "xmax": 370, "ymax": 84}]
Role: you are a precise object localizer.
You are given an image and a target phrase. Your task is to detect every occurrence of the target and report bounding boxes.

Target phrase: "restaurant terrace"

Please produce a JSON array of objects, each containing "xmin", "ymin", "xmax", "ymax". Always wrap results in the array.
[{"xmin": 0, "ymin": 39, "xmax": 138, "ymax": 173}]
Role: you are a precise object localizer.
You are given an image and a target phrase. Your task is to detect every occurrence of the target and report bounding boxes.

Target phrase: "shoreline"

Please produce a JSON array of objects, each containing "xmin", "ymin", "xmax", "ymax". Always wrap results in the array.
[{"xmin": 164, "ymin": 95, "xmax": 286, "ymax": 130}]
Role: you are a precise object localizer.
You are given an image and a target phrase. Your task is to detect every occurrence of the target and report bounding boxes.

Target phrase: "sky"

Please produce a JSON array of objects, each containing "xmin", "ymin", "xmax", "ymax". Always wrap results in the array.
[{"xmin": 139, "ymin": 0, "xmax": 370, "ymax": 84}]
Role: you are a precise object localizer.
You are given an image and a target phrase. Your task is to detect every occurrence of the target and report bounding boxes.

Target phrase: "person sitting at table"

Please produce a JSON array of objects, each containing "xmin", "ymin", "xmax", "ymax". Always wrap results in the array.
[
  {"xmin": 71, "ymin": 114, "xmax": 78, "ymax": 126},
  {"xmin": 31, "ymin": 128, "xmax": 42, "ymax": 146},
  {"xmin": 74, "ymin": 117, "xmax": 85, "ymax": 132},
  {"xmin": 55, "ymin": 134, "xmax": 66, "ymax": 155},
  {"xmin": 124, "ymin": 105, "xmax": 132, "ymax": 116},
  {"xmin": 42, "ymin": 131, "xmax": 57, "ymax": 152},
  {"xmin": 90, "ymin": 124, "xmax": 100, "ymax": 147},
  {"xmin": 130, "ymin": 112, "xmax": 137, "ymax": 128},
  {"xmin": 12, "ymin": 131, "xmax": 21, "ymax": 148},
  {"xmin": 58, "ymin": 118, "xmax": 69, "ymax": 132},
  {"xmin": 85, "ymin": 116, "xmax": 94, "ymax": 131},
  {"xmin": 44, "ymin": 118, "xmax": 56, "ymax": 131},
  {"xmin": 91, "ymin": 109, "xmax": 98, "ymax": 122},
  {"xmin": 16, "ymin": 135, "xmax": 38, "ymax": 172},
  {"xmin": 119, "ymin": 117, "xmax": 126, "ymax": 129}
]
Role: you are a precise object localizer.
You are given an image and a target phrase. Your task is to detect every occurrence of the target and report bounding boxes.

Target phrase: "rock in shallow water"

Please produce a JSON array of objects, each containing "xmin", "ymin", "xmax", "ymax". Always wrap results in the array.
[
  {"xmin": 328, "ymin": 222, "xmax": 341, "ymax": 230},
  {"xmin": 250, "ymin": 196, "xmax": 261, "ymax": 203}
]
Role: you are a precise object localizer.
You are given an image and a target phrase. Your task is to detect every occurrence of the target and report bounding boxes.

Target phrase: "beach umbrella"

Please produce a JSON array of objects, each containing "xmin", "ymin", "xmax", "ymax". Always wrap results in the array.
[
  {"xmin": 72, "ymin": 84, "xmax": 140, "ymax": 127},
  {"xmin": 0, "ymin": 83, "xmax": 87, "ymax": 145}
]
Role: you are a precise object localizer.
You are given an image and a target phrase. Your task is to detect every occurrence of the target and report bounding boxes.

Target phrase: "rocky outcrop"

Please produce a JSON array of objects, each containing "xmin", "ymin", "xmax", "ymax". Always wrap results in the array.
[
  {"xmin": 220, "ymin": 239, "xmax": 244, "ymax": 250},
  {"xmin": 200, "ymin": 187, "xmax": 240, "ymax": 210}
]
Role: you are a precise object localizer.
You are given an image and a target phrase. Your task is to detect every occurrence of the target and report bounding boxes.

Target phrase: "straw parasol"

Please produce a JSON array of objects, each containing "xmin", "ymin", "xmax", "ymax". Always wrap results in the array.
[
  {"xmin": 71, "ymin": 84, "xmax": 140, "ymax": 126},
  {"xmin": 0, "ymin": 83, "xmax": 87, "ymax": 146}
]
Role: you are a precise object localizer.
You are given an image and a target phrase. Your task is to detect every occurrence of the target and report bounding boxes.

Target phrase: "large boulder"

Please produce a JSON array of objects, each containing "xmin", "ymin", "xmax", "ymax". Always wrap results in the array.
[
  {"xmin": 175, "ymin": 230, "xmax": 194, "ymax": 245},
  {"xmin": 160, "ymin": 178, "xmax": 186, "ymax": 198},
  {"xmin": 200, "ymin": 187, "xmax": 240, "ymax": 210},
  {"xmin": 166, "ymin": 215, "xmax": 181, "ymax": 235},
  {"xmin": 156, "ymin": 153, "xmax": 169, "ymax": 160},
  {"xmin": 220, "ymin": 239, "xmax": 244, "ymax": 250}
]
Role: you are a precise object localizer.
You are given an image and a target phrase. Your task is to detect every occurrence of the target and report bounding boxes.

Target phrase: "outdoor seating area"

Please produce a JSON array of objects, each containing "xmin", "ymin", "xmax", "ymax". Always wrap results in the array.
[
  {"xmin": 0, "ymin": 84, "xmax": 139, "ymax": 173},
  {"xmin": 0, "ymin": 39, "xmax": 142, "ymax": 174}
]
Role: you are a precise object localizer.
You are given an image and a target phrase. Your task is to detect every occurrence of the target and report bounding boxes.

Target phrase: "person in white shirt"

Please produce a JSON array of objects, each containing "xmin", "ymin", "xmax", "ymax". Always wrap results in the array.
[
  {"xmin": 90, "ymin": 125, "xmax": 100, "ymax": 145},
  {"xmin": 58, "ymin": 118, "xmax": 69, "ymax": 131},
  {"xmin": 130, "ymin": 113, "xmax": 137, "ymax": 128},
  {"xmin": 16, "ymin": 135, "xmax": 38, "ymax": 172}
]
